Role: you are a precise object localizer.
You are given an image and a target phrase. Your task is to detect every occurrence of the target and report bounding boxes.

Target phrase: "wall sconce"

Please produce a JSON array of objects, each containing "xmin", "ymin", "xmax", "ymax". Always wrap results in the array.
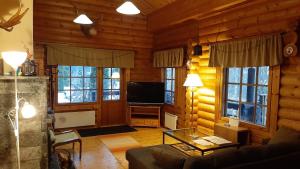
[
  {"xmin": 116, "ymin": 0, "xmax": 140, "ymax": 15},
  {"xmin": 73, "ymin": 14, "xmax": 93, "ymax": 25},
  {"xmin": 1, "ymin": 51, "xmax": 37, "ymax": 169}
]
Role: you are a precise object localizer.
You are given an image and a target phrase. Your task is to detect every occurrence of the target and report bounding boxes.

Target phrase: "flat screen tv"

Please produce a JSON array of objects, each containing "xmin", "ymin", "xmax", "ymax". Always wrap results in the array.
[{"xmin": 127, "ymin": 82, "xmax": 164, "ymax": 104}]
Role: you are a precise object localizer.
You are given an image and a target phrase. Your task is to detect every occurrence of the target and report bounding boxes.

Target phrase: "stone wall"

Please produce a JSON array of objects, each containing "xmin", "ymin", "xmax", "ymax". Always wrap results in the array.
[{"xmin": 0, "ymin": 76, "xmax": 48, "ymax": 169}]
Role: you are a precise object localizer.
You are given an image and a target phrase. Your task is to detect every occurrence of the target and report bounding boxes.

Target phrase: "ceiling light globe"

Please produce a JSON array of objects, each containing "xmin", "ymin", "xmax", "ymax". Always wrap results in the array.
[
  {"xmin": 21, "ymin": 102, "xmax": 37, "ymax": 119},
  {"xmin": 1, "ymin": 51, "xmax": 27, "ymax": 70},
  {"xmin": 116, "ymin": 1, "xmax": 140, "ymax": 15}
]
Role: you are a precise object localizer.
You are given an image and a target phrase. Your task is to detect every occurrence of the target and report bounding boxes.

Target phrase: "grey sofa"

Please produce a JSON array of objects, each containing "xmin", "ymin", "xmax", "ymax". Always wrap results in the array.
[{"xmin": 126, "ymin": 126, "xmax": 300, "ymax": 169}]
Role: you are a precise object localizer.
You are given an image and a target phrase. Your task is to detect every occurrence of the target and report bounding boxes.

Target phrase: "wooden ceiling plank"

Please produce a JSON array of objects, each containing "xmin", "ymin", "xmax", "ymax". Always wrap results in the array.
[{"xmin": 148, "ymin": 0, "xmax": 253, "ymax": 32}]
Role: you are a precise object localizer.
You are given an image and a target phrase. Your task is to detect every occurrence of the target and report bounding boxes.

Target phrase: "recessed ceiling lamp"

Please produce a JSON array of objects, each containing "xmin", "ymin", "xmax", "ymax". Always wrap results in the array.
[
  {"xmin": 73, "ymin": 14, "xmax": 93, "ymax": 24},
  {"xmin": 116, "ymin": 0, "xmax": 140, "ymax": 15}
]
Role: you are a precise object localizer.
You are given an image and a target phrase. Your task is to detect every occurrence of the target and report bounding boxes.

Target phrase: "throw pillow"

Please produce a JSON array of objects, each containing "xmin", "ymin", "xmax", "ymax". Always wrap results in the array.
[
  {"xmin": 151, "ymin": 147, "xmax": 186, "ymax": 169},
  {"xmin": 268, "ymin": 126, "xmax": 300, "ymax": 144}
]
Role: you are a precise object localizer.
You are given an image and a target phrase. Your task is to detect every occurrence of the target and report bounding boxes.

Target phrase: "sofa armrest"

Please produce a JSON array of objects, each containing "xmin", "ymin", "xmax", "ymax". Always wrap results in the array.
[{"xmin": 261, "ymin": 138, "xmax": 271, "ymax": 145}]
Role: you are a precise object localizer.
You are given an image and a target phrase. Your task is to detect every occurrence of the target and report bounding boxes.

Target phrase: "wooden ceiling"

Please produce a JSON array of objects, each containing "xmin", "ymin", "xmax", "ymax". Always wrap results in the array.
[{"xmin": 127, "ymin": 0, "xmax": 177, "ymax": 15}]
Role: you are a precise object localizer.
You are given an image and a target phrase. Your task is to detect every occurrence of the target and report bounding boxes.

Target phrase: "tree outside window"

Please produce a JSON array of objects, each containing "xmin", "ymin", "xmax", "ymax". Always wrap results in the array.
[
  {"xmin": 165, "ymin": 68, "xmax": 175, "ymax": 104},
  {"xmin": 103, "ymin": 68, "xmax": 121, "ymax": 101},
  {"xmin": 224, "ymin": 66, "xmax": 269, "ymax": 126},
  {"xmin": 58, "ymin": 65, "xmax": 97, "ymax": 103}
]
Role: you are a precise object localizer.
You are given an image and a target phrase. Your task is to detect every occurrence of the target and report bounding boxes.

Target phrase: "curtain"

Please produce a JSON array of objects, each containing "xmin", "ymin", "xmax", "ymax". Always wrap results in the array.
[
  {"xmin": 47, "ymin": 45, "xmax": 135, "ymax": 68},
  {"xmin": 209, "ymin": 34, "xmax": 283, "ymax": 67},
  {"xmin": 153, "ymin": 48, "xmax": 184, "ymax": 67}
]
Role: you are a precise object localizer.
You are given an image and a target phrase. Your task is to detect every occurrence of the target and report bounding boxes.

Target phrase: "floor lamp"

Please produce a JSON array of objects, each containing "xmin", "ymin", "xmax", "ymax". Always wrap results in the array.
[
  {"xmin": 184, "ymin": 74, "xmax": 203, "ymax": 138},
  {"xmin": 1, "ymin": 51, "xmax": 37, "ymax": 169}
]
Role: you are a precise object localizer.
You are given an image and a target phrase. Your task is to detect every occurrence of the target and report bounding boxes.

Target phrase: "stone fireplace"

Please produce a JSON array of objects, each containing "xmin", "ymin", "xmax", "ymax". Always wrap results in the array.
[{"xmin": 0, "ymin": 76, "xmax": 48, "ymax": 169}]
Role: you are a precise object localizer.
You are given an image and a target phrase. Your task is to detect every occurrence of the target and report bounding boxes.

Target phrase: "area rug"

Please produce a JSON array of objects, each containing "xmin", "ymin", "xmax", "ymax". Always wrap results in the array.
[
  {"xmin": 78, "ymin": 125, "xmax": 137, "ymax": 137},
  {"xmin": 100, "ymin": 135, "xmax": 142, "ymax": 168}
]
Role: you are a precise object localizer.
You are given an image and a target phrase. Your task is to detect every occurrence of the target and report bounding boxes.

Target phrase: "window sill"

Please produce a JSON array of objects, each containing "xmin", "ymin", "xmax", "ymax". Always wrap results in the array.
[{"xmin": 220, "ymin": 117, "xmax": 269, "ymax": 132}]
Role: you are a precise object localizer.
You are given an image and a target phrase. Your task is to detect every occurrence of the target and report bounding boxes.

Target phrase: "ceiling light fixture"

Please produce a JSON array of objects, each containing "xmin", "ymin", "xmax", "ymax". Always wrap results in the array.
[
  {"xmin": 73, "ymin": 14, "xmax": 93, "ymax": 24},
  {"xmin": 116, "ymin": 0, "xmax": 140, "ymax": 15}
]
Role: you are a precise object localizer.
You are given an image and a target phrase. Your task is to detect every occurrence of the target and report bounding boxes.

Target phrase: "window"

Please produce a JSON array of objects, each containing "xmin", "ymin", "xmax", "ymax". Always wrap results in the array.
[
  {"xmin": 57, "ymin": 66, "xmax": 97, "ymax": 103},
  {"xmin": 224, "ymin": 66, "xmax": 269, "ymax": 126},
  {"xmin": 164, "ymin": 68, "xmax": 175, "ymax": 104},
  {"xmin": 103, "ymin": 68, "xmax": 121, "ymax": 101}
]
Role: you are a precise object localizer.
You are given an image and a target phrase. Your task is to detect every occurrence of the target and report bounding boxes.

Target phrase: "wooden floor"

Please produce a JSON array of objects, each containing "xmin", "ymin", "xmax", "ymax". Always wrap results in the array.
[{"xmin": 57, "ymin": 127, "xmax": 177, "ymax": 169}]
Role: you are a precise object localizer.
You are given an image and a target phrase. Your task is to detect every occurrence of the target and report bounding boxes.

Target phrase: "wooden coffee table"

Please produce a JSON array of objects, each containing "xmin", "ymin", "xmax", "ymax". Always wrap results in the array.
[{"xmin": 163, "ymin": 128, "xmax": 240, "ymax": 156}]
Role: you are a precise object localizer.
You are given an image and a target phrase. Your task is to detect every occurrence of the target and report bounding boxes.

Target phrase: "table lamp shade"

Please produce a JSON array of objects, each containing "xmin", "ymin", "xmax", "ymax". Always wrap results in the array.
[
  {"xmin": 1, "ymin": 51, "xmax": 27, "ymax": 70},
  {"xmin": 183, "ymin": 74, "xmax": 203, "ymax": 87}
]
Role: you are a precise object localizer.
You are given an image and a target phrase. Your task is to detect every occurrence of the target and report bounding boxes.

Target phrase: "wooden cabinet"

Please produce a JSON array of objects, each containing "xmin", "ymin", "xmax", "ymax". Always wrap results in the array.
[
  {"xmin": 214, "ymin": 123, "xmax": 250, "ymax": 145},
  {"xmin": 129, "ymin": 105, "xmax": 161, "ymax": 127}
]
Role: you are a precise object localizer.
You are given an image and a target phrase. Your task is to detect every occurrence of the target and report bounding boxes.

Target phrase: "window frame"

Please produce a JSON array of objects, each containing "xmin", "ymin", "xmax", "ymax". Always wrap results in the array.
[
  {"xmin": 102, "ymin": 67, "xmax": 121, "ymax": 101},
  {"xmin": 56, "ymin": 65, "xmax": 98, "ymax": 105},
  {"xmin": 164, "ymin": 67, "xmax": 176, "ymax": 105},
  {"xmin": 222, "ymin": 66, "xmax": 272, "ymax": 128}
]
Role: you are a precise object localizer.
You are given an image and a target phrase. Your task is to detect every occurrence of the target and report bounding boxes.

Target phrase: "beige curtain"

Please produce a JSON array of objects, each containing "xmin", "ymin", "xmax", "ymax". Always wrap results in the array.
[
  {"xmin": 153, "ymin": 48, "xmax": 184, "ymax": 67},
  {"xmin": 47, "ymin": 45, "xmax": 135, "ymax": 68},
  {"xmin": 209, "ymin": 34, "xmax": 283, "ymax": 67}
]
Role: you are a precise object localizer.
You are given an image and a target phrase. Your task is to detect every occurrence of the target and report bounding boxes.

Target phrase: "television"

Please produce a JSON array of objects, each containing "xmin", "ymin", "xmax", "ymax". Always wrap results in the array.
[{"xmin": 127, "ymin": 82, "xmax": 164, "ymax": 104}]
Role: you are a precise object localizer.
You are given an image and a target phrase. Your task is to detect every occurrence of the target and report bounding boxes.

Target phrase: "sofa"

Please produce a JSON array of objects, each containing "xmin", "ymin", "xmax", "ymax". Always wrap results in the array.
[{"xmin": 126, "ymin": 126, "xmax": 300, "ymax": 169}]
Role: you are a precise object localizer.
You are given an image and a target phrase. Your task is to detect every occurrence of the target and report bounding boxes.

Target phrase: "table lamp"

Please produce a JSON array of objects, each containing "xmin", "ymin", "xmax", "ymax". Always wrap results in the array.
[
  {"xmin": 184, "ymin": 74, "xmax": 203, "ymax": 139},
  {"xmin": 1, "ymin": 51, "xmax": 37, "ymax": 169}
]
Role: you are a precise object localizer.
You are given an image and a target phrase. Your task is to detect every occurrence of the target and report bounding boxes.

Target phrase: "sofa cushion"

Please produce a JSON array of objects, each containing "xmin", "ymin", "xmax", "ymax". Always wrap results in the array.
[
  {"xmin": 151, "ymin": 147, "xmax": 186, "ymax": 169},
  {"xmin": 126, "ymin": 144, "xmax": 187, "ymax": 169},
  {"xmin": 268, "ymin": 126, "xmax": 300, "ymax": 144}
]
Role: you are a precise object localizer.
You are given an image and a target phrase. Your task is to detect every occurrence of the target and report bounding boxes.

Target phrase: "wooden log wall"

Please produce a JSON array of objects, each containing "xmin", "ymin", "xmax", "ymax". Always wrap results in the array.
[
  {"xmin": 154, "ymin": 0, "xmax": 300, "ymax": 143},
  {"xmin": 279, "ymin": 30, "xmax": 300, "ymax": 132},
  {"xmin": 33, "ymin": 0, "xmax": 161, "ymax": 82}
]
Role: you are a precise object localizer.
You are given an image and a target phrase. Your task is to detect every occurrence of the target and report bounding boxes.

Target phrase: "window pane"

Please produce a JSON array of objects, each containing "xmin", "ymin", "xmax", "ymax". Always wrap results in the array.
[
  {"xmin": 103, "ymin": 79, "xmax": 111, "ymax": 89},
  {"xmin": 257, "ymin": 86, "xmax": 268, "ymax": 105},
  {"xmin": 84, "ymin": 67, "xmax": 96, "ymax": 77},
  {"xmin": 71, "ymin": 78, "xmax": 83, "ymax": 89},
  {"xmin": 242, "ymin": 67, "xmax": 256, "ymax": 84},
  {"xmin": 225, "ymin": 101, "xmax": 239, "ymax": 118},
  {"xmin": 71, "ymin": 90, "xmax": 83, "ymax": 103},
  {"xmin": 103, "ymin": 90, "xmax": 111, "ymax": 100},
  {"xmin": 112, "ymin": 79, "xmax": 120, "ymax": 89},
  {"xmin": 58, "ymin": 66, "xmax": 70, "ymax": 77},
  {"xmin": 166, "ymin": 80, "xmax": 172, "ymax": 91},
  {"xmin": 84, "ymin": 90, "xmax": 97, "ymax": 102},
  {"xmin": 112, "ymin": 68, "xmax": 120, "ymax": 74},
  {"xmin": 58, "ymin": 91, "xmax": 70, "ymax": 103},
  {"xmin": 166, "ymin": 68, "xmax": 172, "ymax": 79},
  {"xmin": 104, "ymin": 68, "xmax": 111, "ymax": 78},
  {"xmin": 165, "ymin": 91, "xmax": 172, "ymax": 104},
  {"xmin": 172, "ymin": 68, "xmax": 175, "ymax": 79},
  {"xmin": 241, "ymin": 85, "xmax": 256, "ymax": 103},
  {"xmin": 228, "ymin": 68, "xmax": 241, "ymax": 83},
  {"xmin": 227, "ymin": 84, "xmax": 240, "ymax": 101},
  {"xmin": 84, "ymin": 78, "xmax": 97, "ymax": 89},
  {"xmin": 58, "ymin": 78, "xmax": 70, "ymax": 91},
  {"xmin": 171, "ymin": 92, "xmax": 175, "ymax": 104},
  {"xmin": 71, "ymin": 66, "xmax": 83, "ymax": 77},
  {"xmin": 240, "ymin": 103, "xmax": 255, "ymax": 123},
  {"xmin": 172, "ymin": 80, "xmax": 175, "ymax": 92},
  {"xmin": 258, "ymin": 66, "xmax": 269, "ymax": 85},
  {"xmin": 112, "ymin": 90, "xmax": 120, "ymax": 100},
  {"xmin": 256, "ymin": 106, "xmax": 267, "ymax": 126}
]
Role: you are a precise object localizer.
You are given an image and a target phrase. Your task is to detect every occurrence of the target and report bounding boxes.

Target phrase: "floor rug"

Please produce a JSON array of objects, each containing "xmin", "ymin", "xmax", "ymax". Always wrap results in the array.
[
  {"xmin": 100, "ymin": 135, "xmax": 142, "ymax": 168},
  {"xmin": 78, "ymin": 125, "xmax": 137, "ymax": 137}
]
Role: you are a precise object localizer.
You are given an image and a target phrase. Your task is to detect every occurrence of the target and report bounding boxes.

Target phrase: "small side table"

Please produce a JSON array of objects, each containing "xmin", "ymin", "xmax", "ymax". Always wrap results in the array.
[{"xmin": 214, "ymin": 123, "xmax": 250, "ymax": 145}]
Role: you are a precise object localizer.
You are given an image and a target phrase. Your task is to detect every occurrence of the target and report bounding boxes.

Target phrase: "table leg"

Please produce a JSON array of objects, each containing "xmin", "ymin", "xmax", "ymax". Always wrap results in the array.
[{"xmin": 163, "ymin": 133, "xmax": 165, "ymax": 144}]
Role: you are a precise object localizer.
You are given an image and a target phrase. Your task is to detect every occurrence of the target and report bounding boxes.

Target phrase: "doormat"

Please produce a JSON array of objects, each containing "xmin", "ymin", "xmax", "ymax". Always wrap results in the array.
[
  {"xmin": 78, "ymin": 125, "xmax": 137, "ymax": 137},
  {"xmin": 100, "ymin": 135, "xmax": 141, "ymax": 168}
]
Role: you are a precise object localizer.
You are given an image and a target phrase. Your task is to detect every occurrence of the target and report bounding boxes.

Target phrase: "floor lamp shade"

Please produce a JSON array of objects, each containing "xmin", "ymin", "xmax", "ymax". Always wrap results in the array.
[
  {"xmin": 1, "ymin": 51, "xmax": 27, "ymax": 70},
  {"xmin": 184, "ymin": 74, "xmax": 203, "ymax": 87}
]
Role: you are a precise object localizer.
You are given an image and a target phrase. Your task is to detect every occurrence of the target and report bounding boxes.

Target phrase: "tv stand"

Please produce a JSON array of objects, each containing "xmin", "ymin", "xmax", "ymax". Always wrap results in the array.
[{"xmin": 129, "ymin": 104, "xmax": 161, "ymax": 127}]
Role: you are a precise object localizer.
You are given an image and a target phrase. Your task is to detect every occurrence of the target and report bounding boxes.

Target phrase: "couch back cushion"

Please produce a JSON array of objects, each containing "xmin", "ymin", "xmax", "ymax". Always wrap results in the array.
[{"xmin": 268, "ymin": 126, "xmax": 300, "ymax": 144}]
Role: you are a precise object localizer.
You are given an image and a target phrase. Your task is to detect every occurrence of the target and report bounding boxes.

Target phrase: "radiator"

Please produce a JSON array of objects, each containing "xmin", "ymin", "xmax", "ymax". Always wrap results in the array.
[
  {"xmin": 55, "ymin": 110, "xmax": 95, "ymax": 129},
  {"xmin": 164, "ymin": 112, "xmax": 177, "ymax": 130}
]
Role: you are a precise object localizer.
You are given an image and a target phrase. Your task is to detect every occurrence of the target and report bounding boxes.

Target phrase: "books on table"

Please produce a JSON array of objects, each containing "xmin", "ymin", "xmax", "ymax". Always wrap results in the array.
[
  {"xmin": 192, "ymin": 138, "xmax": 214, "ymax": 146},
  {"xmin": 202, "ymin": 136, "xmax": 232, "ymax": 145}
]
